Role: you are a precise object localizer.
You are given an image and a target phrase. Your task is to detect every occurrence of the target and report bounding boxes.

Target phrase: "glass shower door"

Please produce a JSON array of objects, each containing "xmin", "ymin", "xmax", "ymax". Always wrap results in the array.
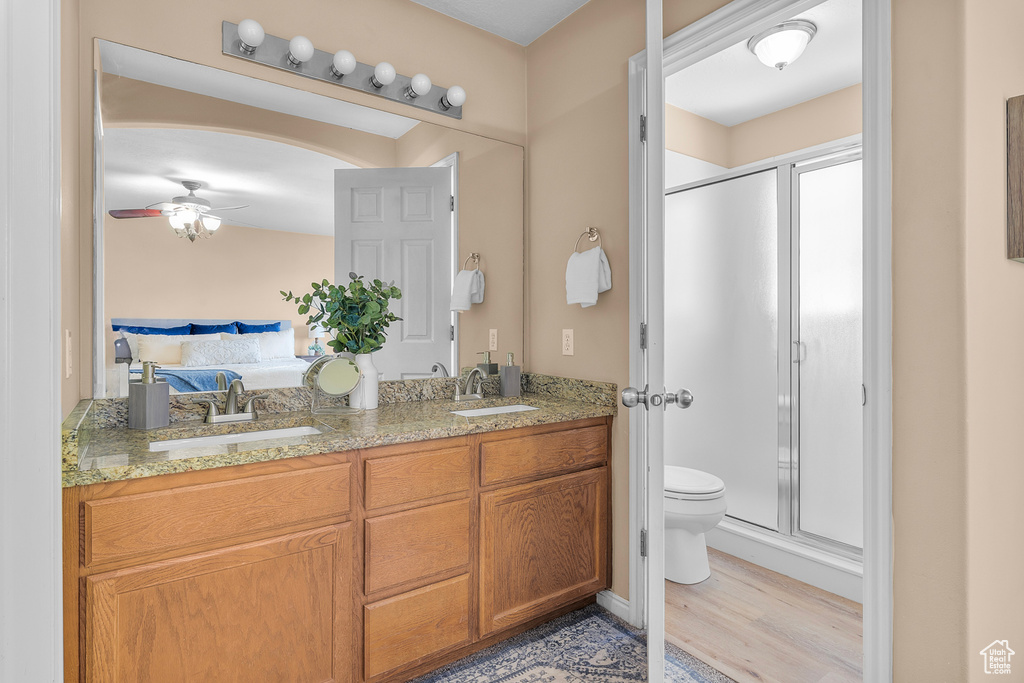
[
  {"xmin": 794, "ymin": 158, "xmax": 864, "ymax": 549},
  {"xmin": 665, "ymin": 170, "xmax": 780, "ymax": 531}
]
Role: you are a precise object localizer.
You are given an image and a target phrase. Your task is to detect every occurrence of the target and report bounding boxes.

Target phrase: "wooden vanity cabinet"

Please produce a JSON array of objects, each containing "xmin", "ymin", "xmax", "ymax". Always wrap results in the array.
[{"xmin": 64, "ymin": 418, "xmax": 611, "ymax": 683}]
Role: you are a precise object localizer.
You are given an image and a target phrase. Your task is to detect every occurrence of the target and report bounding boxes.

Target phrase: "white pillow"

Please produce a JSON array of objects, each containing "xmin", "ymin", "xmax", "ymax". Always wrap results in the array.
[
  {"xmin": 181, "ymin": 338, "xmax": 262, "ymax": 367},
  {"xmin": 226, "ymin": 328, "xmax": 295, "ymax": 360},
  {"xmin": 127, "ymin": 333, "xmax": 219, "ymax": 363}
]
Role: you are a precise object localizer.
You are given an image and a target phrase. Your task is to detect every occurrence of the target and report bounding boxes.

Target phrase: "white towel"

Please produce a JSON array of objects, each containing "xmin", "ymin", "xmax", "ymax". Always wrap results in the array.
[
  {"xmin": 451, "ymin": 268, "xmax": 485, "ymax": 311},
  {"xmin": 566, "ymin": 246, "xmax": 612, "ymax": 308}
]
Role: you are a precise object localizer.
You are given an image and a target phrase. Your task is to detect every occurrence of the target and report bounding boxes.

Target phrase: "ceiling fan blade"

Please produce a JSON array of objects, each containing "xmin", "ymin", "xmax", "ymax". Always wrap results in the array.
[
  {"xmin": 108, "ymin": 209, "xmax": 164, "ymax": 219},
  {"xmin": 145, "ymin": 201, "xmax": 182, "ymax": 211},
  {"xmin": 209, "ymin": 204, "xmax": 249, "ymax": 212}
]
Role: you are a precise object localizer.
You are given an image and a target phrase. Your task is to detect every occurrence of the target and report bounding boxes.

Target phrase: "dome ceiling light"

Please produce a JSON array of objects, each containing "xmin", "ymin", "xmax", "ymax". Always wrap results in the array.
[{"xmin": 747, "ymin": 20, "xmax": 817, "ymax": 71}]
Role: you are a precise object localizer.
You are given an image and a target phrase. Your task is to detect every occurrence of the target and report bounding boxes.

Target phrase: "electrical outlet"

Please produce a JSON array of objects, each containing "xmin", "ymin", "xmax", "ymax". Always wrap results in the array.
[
  {"xmin": 489, "ymin": 328, "xmax": 498, "ymax": 351},
  {"xmin": 562, "ymin": 329, "xmax": 574, "ymax": 356},
  {"xmin": 65, "ymin": 329, "xmax": 73, "ymax": 379}
]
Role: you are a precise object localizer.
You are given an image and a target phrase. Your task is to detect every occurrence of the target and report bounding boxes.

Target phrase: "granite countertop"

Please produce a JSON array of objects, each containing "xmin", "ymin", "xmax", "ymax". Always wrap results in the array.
[{"xmin": 62, "ymin": 380, "xmax": 617, "ymax": 488}]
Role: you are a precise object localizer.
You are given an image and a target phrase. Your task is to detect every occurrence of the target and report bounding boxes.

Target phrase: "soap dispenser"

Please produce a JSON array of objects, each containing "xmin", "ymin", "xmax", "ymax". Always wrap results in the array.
[
  {"xmin": 477, "ymin": 351, "xmax": 498, "ymax": 376},
  {"xmin": 128, "ymin": 361, "xmax": 170, "ymax": 430},
  {"xmin": 500, "ymin": 352, "xmax": 521, "ymax": 397}
]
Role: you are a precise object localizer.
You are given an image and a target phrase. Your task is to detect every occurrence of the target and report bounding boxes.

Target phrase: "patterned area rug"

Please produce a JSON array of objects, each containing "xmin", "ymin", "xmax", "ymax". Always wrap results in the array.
[{"xmin": 410, "ymin": 604, "xmax": 735, "ymax": 683}]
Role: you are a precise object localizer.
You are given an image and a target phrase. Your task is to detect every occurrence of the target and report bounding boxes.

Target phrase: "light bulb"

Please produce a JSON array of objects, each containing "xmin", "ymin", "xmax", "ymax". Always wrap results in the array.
[
  {"xmin": 407, "ymin": 73, "xmax": 432, "ymax": 99},
  {"xmin": 440, "ymin": 85, "xmax": 466, "ymax": 110},
  {"xmin": 287, "ymin": 36, "xmax": 315, "ymax": 65},
  {"xmin": 201, "ymin": 215, "xmax": 222, "ymax": 232},
  {"xmin": 370, "ymin": 62, "xmax": 396, "ymax": 88},
  {"xmin": 237, "ymin": 19, "xmax": 265, "ymax": 54},
  {"xmin": 169, "ymin": 210, "xmax": 197, "ymax": 230},
  {"xmin": 331, "ymin": 50, "xmax": 356, "ymax": 78}
]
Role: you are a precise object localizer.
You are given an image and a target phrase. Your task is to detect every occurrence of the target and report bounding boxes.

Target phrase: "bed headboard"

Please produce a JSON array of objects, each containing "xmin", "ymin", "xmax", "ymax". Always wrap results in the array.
[{"xmin": 110, "ymin": 318, "xmax": 293, "ymax": 331}]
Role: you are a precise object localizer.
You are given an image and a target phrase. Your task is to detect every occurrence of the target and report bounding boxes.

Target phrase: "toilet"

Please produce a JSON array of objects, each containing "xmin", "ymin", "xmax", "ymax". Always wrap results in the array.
[{"xmin": 664, "ymin": 465, "xmax": 727, "ymax": 584}]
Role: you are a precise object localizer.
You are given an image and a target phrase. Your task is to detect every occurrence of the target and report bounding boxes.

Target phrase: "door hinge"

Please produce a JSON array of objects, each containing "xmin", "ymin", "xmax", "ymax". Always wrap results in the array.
[
  {"xmin": 639, "ymin": 114, "xmax": 647, "ymax": 143},
  {"xmin": 450, "ymin": 324, "xmax": 455, "ymax": 341},
  {"xmin": 640, "ymin": 528, "xmax": 648, "ymax": 557},
  {"xmin": 639, "ymin": 322, "xmax": 647, "ymax": 350},
  {"xmin": 450, "ymin": 195, "xmax": 455, "ymax": 211}
]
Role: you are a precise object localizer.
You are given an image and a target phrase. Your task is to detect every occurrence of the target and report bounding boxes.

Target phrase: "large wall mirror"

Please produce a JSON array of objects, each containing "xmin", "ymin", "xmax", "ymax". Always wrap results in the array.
[{"xmin": 93, "ymin": 40, "xmax": 524, "ymax": 398}]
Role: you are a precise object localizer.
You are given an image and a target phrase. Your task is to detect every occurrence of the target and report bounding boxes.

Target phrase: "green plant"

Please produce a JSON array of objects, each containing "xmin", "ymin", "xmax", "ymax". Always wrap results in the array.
[{"xmin": 282, "ymin": 272, "xmax": 402, "ymax": 355}]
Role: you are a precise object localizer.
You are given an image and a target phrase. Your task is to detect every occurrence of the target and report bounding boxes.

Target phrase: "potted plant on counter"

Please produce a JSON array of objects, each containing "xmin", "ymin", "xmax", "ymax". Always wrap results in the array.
[{"xmin": 282, "ymin": 272, "xmax": 402, "ymax": 409}]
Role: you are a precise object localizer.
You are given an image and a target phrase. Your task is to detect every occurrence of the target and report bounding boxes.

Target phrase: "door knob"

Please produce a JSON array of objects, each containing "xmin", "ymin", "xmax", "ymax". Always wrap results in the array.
[
  {"xmin": 621, "ymin": 385, "xmax": 649, "ymax": 409},
  {"xmin": 665, "ymin": 389, "xmax": 694, "ymax": 409}
]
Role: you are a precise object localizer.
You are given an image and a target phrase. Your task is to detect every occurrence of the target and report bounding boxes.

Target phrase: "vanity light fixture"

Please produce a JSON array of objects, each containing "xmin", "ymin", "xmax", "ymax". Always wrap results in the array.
[
  {"xmin": 747, "ymin": 20, "xmax": 817, "ymax": 71},
  {"xmin": 222, "ymin": 20, "xmax": 466, "ymax": 119},
  {"xmin": 236, "ymin": 19, "xmax": 265, "ymax": 54},
  {"xmin": 287, "ymin": 36, "xmax": 315, "ymax": 66},
  {"xmin": 370, "ymin": 62, "xmax": 396, "ymax": 88}
]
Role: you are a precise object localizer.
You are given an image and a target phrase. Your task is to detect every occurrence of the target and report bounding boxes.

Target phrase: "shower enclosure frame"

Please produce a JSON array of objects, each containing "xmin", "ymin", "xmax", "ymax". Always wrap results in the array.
[{"xmin": 665, "ymin": 140, "xmax": 865, "ymax": 562}]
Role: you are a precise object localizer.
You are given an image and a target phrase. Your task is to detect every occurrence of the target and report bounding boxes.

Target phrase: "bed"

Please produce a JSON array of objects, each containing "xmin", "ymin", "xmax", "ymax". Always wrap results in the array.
[{"xmin": 108, "ymin": 318, "xmax": 310, "ymax": 395}]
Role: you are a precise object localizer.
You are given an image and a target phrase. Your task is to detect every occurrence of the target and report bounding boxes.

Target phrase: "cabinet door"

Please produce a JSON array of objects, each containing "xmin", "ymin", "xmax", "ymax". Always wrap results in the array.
[
  {"xmin": 85, "ymin": 524, "xmax": 353, "ymax": 683},
  {"xmin": 479, "ymin": 468, "xmax": 608, "ymax": 636}
]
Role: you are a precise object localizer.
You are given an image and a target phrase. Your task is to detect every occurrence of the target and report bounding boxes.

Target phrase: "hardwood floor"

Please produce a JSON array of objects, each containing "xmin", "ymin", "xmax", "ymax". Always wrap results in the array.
[{"xmin": 665, "ymin": 548, "xmax": 863, "ymax": 683}]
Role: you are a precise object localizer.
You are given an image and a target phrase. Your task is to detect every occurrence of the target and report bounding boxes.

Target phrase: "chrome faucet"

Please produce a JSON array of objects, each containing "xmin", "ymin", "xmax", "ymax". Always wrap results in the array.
[
  {"xmin": 191, "ymin": 377, "xmax": 268, "ymax": 423},
  {"xmin": 225, "ymin": 379, "xmax": 245, "ymax": 415},
  {"xmin": 455, "ymin": 367, "xmax": 486, "ymax": 402}
]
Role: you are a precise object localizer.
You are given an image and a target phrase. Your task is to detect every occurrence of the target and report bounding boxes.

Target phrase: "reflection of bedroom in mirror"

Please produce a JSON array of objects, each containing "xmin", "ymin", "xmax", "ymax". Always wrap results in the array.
[{"xmin": 94, "ymin": 40, "xmax": 524, "ymax": 398}]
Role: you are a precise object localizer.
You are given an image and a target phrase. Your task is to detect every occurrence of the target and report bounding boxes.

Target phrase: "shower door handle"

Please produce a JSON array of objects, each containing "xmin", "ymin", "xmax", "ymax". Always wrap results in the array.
[{"xmin": 621, "ymin": 385, "xmax": 649, "ymax": 410}]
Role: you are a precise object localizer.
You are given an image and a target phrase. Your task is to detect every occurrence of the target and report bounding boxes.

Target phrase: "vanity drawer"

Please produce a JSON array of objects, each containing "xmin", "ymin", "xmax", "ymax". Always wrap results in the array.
[
  {"xmin": 364, "ymin": 499, "xmax": 470, "ymax": 594},
  {"xmin": 364, "ymin": 574, "xmax": 470, "ymax": 680},
  {"xmin": 83, "ymin": 463, "xmax": 352, "ymax": 566},
  {"xmin": 364, "ymin": 445, "xmax": 471, "ymax": 510},
  {"xmin": 480, "ymin": 424, "xmax": 608, "ymax": 487}
]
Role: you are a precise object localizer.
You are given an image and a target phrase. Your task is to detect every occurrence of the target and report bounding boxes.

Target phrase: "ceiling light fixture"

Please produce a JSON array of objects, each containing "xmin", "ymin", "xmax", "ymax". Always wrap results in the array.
[
  {"xmin": 747, "ymin": 20, "xmax": 817, "ymax": 71},
  {"xmin": 222, "ymin": 20, "xmax": 467, "ymax": 119}
]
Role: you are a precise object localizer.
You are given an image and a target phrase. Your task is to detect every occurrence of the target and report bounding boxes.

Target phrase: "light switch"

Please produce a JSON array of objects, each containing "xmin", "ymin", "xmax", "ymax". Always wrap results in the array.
[
  {"xmin": 65, "ymin": 329, "xmax": 73, "ymax": 378},
  {"xmin": 489, "ymin": 328, "xmax": 498, "ymax": 351},
  {"xmin": 562, "ymin": 329, "xmax": 574, "ymax": 356}
]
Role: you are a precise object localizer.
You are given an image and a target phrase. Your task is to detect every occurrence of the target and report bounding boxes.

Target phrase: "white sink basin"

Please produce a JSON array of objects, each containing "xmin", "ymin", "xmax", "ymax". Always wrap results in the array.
[
  {"xmin": 451, "ymin": 405, "xmax": 538, "ymax": 418},
  {"xmin": 149, "ymin": 426, "xmax": 323, "ymax": 452}
]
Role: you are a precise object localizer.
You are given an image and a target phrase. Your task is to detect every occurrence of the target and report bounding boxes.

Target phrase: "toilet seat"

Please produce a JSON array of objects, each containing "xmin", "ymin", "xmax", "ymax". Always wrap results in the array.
[{"xmin": 664, "ymin": 465, "xmax": 725, "ymax": 501}]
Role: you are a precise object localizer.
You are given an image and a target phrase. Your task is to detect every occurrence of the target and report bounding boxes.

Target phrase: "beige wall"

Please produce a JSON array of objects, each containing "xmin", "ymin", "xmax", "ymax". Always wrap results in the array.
[
  {"xmin": 666, "ymin": 83, "xmax": 862, "ymax": 169},
  {"xmin": 104, "ymin": 221, "xmax": 333, "ymax": 357},
  {"xmin": 964, "ymin": 0, "xmax": 1024, "ymax": 679},
  {"xmin": 62, "ymin": 0, "xmax": 528, "ymax": 416},
  {"xmin": 396, "ymin": 125, "xmax": 525, "ymax": 373}
]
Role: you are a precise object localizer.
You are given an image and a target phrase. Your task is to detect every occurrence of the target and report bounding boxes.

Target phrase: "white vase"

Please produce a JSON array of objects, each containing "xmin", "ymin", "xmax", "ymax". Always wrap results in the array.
[{"xmin": 351, "ymin": 353, "xmax": 379, "ymax": 410}]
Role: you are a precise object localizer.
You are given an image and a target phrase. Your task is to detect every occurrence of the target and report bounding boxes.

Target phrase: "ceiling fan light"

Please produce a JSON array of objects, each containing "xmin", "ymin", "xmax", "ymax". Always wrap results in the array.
[
  {"xmin": 747, "ymin": 20, "xmax": 817, "ymax": 71},
  {"xmin": 201, "ymin": 215, "xmax": 222, "ymax": 232}
]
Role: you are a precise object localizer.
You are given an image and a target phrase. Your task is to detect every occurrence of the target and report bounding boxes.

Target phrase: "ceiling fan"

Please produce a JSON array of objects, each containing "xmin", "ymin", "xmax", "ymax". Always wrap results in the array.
[{"xmin": 108, "ymin": 180, "xmax": 248, "ymax": 242}]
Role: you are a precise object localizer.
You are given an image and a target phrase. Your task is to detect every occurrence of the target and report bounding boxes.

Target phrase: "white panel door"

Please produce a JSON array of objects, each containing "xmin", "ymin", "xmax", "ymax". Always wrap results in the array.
[{"xmin": 335, "ymin": 167, "xmax": 452, "ymax": 380}]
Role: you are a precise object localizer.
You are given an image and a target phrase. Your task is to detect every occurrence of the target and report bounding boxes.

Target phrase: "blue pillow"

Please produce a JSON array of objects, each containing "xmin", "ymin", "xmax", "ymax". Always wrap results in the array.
[
  {"xmin": 191, "ymin": 322, "xmax": 238, "ymax": 335},
  {"xmin": 112, "ymin": 324, "xmax": 191, "ymax": 335},
  {"xmin": 235, "ymin": 321, "xmax": 281, "ymax": 334}
]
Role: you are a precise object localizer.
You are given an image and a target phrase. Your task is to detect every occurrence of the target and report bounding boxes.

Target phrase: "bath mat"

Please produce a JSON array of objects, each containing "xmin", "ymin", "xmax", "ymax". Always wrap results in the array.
[{"xmin": 409, "ymin": 603, "xmax": 735, "ymax": 683}]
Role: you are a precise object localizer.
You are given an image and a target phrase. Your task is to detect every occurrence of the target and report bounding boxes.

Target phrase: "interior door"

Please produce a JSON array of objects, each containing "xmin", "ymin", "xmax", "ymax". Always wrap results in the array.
[{"xmin": 335, "ymin": 167, "xmax": 452, "ymax": 380}]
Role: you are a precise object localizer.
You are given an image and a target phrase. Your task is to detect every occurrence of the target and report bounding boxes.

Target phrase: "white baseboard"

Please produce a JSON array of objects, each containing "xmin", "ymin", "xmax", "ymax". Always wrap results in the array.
[
  {"xmin": 596, "ymin": 590, "xmax": 633, "ymax": 624},
  {"xmin": 706, "ymin": 520, "xmax": 863, "ymax": 603}
]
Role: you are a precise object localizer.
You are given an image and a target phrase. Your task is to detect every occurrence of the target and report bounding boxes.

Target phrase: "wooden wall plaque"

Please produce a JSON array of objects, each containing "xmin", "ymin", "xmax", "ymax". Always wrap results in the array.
[{"xmin": 1008, "ymin": 95, "xmax": 1024, "ymax": 260}]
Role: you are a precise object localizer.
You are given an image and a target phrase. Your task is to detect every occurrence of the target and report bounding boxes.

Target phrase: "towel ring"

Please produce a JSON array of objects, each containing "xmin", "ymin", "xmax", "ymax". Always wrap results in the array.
[
  {"xmin": 463, "ymin": 252, "xmax": 480, "ymax": 270},
  {"xmin": 573, "ymin": 227, "xmax": 602, "ymax": 253}
]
